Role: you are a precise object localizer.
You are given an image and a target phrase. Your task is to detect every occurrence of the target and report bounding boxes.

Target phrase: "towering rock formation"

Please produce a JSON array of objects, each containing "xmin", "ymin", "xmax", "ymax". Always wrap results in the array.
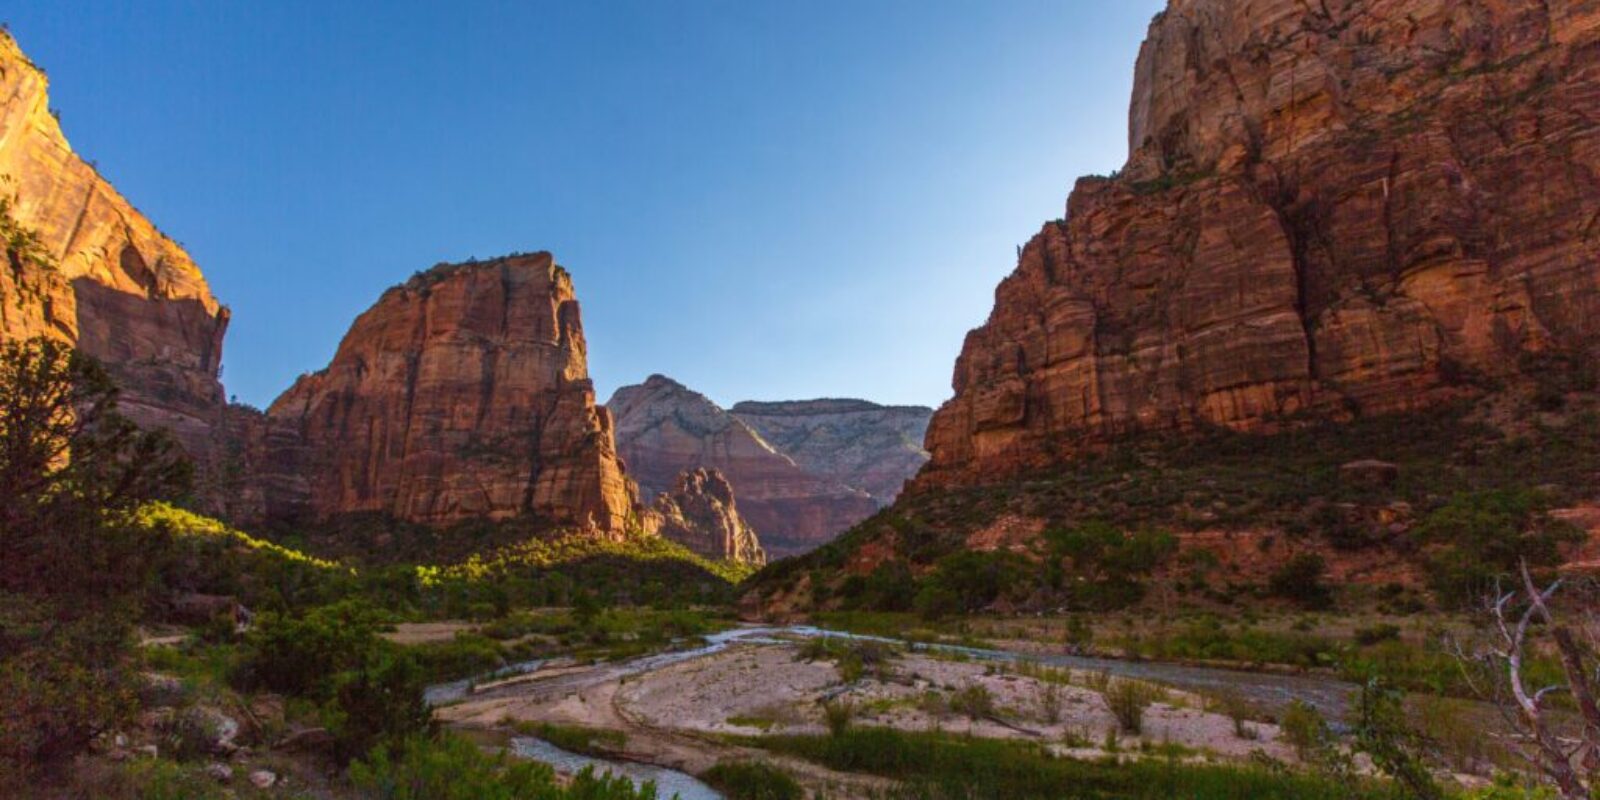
[
  {"xmin": 607, "ymin": 376, "xmax": 879, "ymax": 558},
  {"xmin": 731, "ymin": 399, "xmax": 932, "ymax": 506},
  {"xmin": 920, "ymin": 0, "xmax": 1600, "ymax": 486},
  {"xmin": 645, "ymin": 468, "xmax": 765, "ymax": 565},
  {"xmin": 258, "ymin": 254, "xmax": 633, "ymax": 532},
  {"xmin": 0, "ymin": 32, "xmax": 229, "ymax": 464}
]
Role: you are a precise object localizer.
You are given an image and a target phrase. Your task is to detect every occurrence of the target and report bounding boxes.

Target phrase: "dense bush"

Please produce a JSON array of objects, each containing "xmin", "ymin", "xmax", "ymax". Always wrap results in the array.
[
  {"xmin": 1416, "ymin": 490, "xmax": 1582, "ymax": 606},
  {"xmin": 1044, "ymin": 522, "xmax": 1177, "ymax": 610},
  {"xmin": 1267, "ymin": 553, "xmax": 1333, "ymax": 610},
  {"xmin": 233, "ymin": 600, "xmax": 389, "ymax": 697}
]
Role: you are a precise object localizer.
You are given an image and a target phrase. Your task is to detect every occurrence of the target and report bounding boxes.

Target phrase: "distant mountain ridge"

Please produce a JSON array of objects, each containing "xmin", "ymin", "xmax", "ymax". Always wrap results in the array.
[{"xmin": 608, "ymin": 376, "xmax": 932, "ymax": 558}]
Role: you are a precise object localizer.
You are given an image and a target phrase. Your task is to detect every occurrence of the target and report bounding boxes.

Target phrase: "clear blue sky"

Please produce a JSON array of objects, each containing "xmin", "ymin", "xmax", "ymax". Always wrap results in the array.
[{"xmin": 6, "ymin": 1, "xmax": 1165, "ymax": 410}]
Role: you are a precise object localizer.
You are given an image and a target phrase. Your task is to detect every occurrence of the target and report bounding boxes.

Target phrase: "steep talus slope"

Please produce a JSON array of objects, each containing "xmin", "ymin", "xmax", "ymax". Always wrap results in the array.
[
  {"xmin": 608, "ymin": 376, "xmax": 877, "ymax": 558},
  {"xmin": 920, "ymin": 0, "xmax": 1600, "ymax": 486},
  {"xmin": 249, "ymin": 254, "xmax": 633, "ymax": 533},
  {"xmin": 731, "ymin": 399, "xmax": 932, "ymax": 506},
  {"xmin": 0, "ymin": 32, "xmax": 229, "ymax": 467}
]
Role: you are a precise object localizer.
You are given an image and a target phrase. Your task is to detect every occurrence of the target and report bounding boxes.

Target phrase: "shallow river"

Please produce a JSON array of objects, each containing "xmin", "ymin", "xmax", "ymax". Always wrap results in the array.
[{"xmin": 432, "ymin": 624, "xmax": 1358, "ymax": 799}]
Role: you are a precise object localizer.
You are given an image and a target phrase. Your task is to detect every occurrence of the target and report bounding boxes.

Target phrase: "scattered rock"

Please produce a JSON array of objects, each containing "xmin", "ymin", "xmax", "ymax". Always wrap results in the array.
[
  {"xmin": 204, "ymin": 763, "xmax": 234, "ymax": 783},
  {"xmin": 249, "ymin": 770, "xmax": 279, "ymax": 789}
]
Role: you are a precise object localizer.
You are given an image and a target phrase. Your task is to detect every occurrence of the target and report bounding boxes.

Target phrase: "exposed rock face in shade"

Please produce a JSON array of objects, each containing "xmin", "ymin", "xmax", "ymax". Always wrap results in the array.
[
  {"xmin": 259, "ymin": 254, "xmax": 632, "ymax": 532},
  {"xmin": 730, "ymin": 399, "xmax": 932, "ymax": 506},
  {"xmin": 920, "ymin": 0, "xmax": 1600, "ymax": 487},
  {"xmin": 607, "ymin": 376, "xmax": 878, "ymax": 558},
  {"xmin": 0, "ymin": 32, "xmax": 229, "ymax": 466},
  {"xmin": 645, "ymin": 468, "xmax": 765, "ymax": 565}
]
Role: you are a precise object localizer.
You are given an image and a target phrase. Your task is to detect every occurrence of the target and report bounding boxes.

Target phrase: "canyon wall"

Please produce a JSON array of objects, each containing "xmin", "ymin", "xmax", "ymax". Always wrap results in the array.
[
  {"xmin": 0, "ymin": 32, "xmax": 229, "ymax": 466},
  {"xmin": 257, "ymin": 254, "xmax": 633, "ymax": 532},
  {"xmin": 731, "ymin": 399, "xmax": 931, "ymax": 507},
  {"xmin": 920, "ymin": 0, "xmax": 1600, "ymax": 486},
  {"xmin": 608, "ymin": 376, "xmax": 881, "ymax": 558}
]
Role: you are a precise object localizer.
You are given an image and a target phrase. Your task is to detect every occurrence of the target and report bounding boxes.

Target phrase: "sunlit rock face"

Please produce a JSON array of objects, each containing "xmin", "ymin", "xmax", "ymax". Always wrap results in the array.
[
  {"xmin": 645, "ymin": 468, "xmax": 766, "ymax": 565},
  {"xmin": 0, "ymin": 32, "xmax": 229, "ymax": 470},
  {"xmin": 260, "ymin": 254, "xmax": 633, "ymax": 533},
  {"xmin": 920, "ymin": 0, "xmax": 1600, "ymax": 487}
]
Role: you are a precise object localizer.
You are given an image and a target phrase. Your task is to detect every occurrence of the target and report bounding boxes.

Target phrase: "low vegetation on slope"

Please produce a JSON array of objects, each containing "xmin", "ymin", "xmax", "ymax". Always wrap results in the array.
[{"xmin": 748, "ymin": 394, "xmax": 1600, "ymax": 616}]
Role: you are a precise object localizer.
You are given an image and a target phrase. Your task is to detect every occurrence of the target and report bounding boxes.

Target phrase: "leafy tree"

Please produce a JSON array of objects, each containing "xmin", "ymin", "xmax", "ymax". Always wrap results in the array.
[
  {"xmin": 0, "ymin": 337, "xmax": 191, "ymax": 784},
  {"xmin": 1044, "ymin": 522, "xmax": 1176, "ymax": 609},
  {"xmin": 1418, "ymin": 490, "xmax": 1581, "ymax": 606}
]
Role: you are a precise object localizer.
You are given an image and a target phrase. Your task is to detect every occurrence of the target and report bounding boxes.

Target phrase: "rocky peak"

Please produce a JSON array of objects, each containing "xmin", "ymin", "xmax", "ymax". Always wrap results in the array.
[
  {"xmin": 645, "ymin": 468, "xmax": 765, "ymax": 565},
  {"xmin": 920, "ymin": 0, "xmax": 1600, "ymax": 486},
  {"xmin": 0, "ymin": 31, "xmax": 229, "ymax": 473},
  {"xmin": 607, "ymin": 376, "xmax": 879, "ymax": 558},
  {"xmin": 256, "ymin": 253, "xmax": 632, "ymax": 531}
]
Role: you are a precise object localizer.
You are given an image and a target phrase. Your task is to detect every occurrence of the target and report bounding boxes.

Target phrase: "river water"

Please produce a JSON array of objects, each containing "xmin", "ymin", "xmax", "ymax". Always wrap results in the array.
[{"xmin": 433, "ymin": 623, "xmax": 1358, "ymax": 799}]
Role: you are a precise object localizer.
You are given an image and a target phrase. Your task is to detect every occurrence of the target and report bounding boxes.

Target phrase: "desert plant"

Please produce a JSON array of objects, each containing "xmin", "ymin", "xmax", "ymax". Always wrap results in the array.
[
  {"xmin": 951, "ymin": 683, "xmax": 996, "ymax": 720},
  {"xmin": 1279, "ymin": 700, "xmax": 1336, "ymax": 765},
  {"xmin": 822, "ymin": 698, "xmax": 856, "ymax": 736},
  {"xmin": 1104, "ymin": 679, "xmax": 1161, "ymax": 735},
  {"xmin": 1041, "ymin": 683, "xmax": 1063, "ymax": 724}
]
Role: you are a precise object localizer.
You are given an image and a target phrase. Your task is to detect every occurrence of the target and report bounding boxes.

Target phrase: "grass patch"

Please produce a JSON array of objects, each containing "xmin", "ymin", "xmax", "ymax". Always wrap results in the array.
[
  {"xmin": 511, "ymin": 722, "xmax": 626, "ymax": 757},
  {"xmin": 702, "ymin": 761, "xmax": 804, "ymax": 800},
  {"xmin": 747, "ymin": 728, "xmax": 1402, "ymax": 799}
]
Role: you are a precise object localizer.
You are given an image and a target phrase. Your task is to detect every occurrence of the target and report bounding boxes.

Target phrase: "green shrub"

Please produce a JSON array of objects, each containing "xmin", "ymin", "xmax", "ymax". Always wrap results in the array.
[
  {"xmin": 233, "ymin": 600, "xmax": 386, "ymax": 698},
  {"xmin": 822, "ymin": 698, "xmax": 856, "ymax": 736},
  {"xmin": 1268, "ymin": 554, "xmax": 1333, "ymax": 610},
  {"xmin": 950, "ymin": 684, "xmax": 996, "ymax": 719},
  {"xmin": 702, "ymin": 761, "xmax": 803, "ymax": 800},
  {"xmin": 1417, "ymin": 490, "xmax": 1582, "ymax": 606},
  {"xmin": 1279, "ymin": 700, "xmax": 1334, "ymax": 764},
  {"xmin": 1103, "ymin": 679, "xmax": 1161, "ymax": 735},
  {"xmin": 327, "ymin": 652, "xmax": 435, "ymax": 760},
  {"xmin": 349, "ymin": 734, "xmax": 656, "ymax": 800}
]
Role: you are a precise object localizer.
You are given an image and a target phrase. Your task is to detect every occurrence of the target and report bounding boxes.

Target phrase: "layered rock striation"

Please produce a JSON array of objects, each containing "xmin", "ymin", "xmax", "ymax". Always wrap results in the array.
[
  {"xmin": 607, "ymin": 376, "xmax": 880, "ymax": 558},
  {"xmin": 645, "ymin": 468, "xmax": 765, "ymax": 565},
  {"xmin": 256, "ymin": 254, "xmax": 633, "ymax": 532},
  {"xmin": 0, "ymin": 32, "xmax": 229, "ymax": 465},
  {"xmin": 731, "ymin": 399, "xmax": 932, "ymax": 506},
  {"xmin": 921, "ymin": 0, "xmax": 1600, "ymax": 486}
]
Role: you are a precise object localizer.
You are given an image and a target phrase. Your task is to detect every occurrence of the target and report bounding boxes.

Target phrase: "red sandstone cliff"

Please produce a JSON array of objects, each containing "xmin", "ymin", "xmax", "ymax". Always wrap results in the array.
[
  {"xmin": 607, "ymin": 376, "xmax": 879, "ymax": 558},
  {"xmin": 0, "ymin": 32, "xmax": 228, "ymax": 465},
  {"xmin": 645, "ymin": 468, "xmax": 766, "ymax": 565},
  {"xmin": 921, "ymin": 0, "xmax": 1600, "ymax": 486},
  {"xmin": 259, "ymin": 254, "xmax": 633, "ymax": 532}
]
